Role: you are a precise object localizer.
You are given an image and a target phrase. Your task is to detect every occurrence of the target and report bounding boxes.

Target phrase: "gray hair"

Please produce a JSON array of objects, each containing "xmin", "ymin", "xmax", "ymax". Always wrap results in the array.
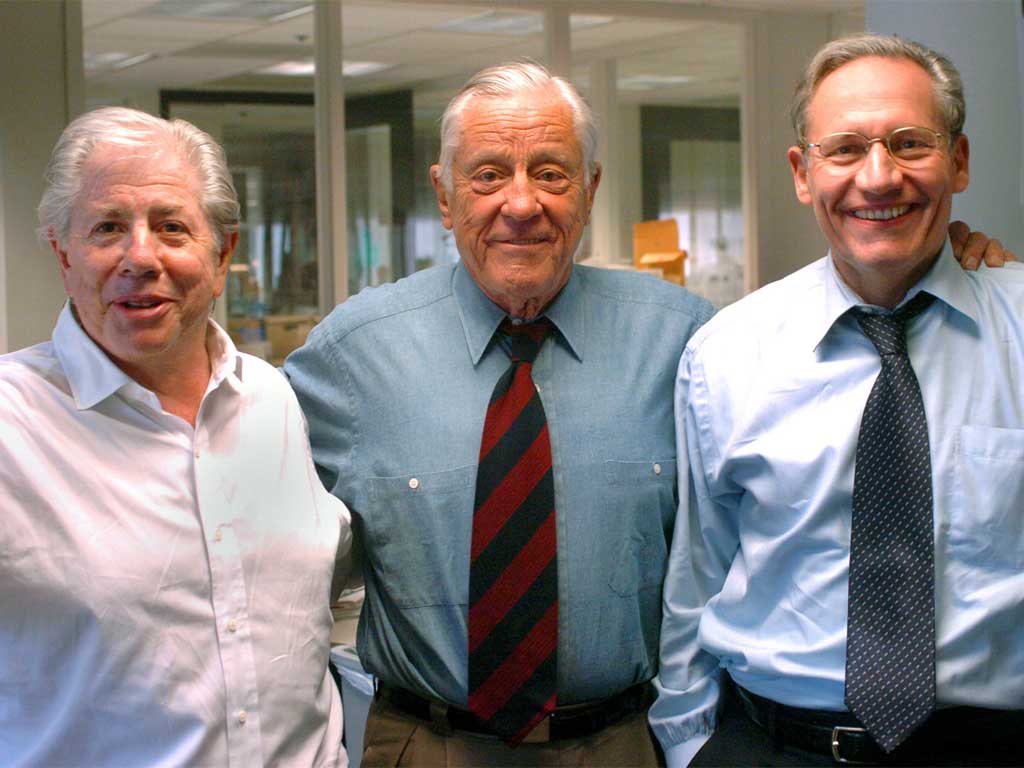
[
  {"xmin": 791, "ymin": 33, "xmax": 965, "ymax": 145},
  {"xmin": 38, "ymin": 106, "xmax": 240, "ymax": 250},
  {"xmin": 435, "ymin": 61, "xmax": 598, "ymax": 191}
]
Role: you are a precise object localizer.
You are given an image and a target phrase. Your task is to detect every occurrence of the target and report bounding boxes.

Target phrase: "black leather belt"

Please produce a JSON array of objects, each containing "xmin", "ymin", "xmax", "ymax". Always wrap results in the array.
[
  {"xmin": 377, "ymin": 681, "xmax": 654, "ymax": 743},
  {"xmin": 735, "ymin": 684, "xmax": 1024, "ymax": 765}
]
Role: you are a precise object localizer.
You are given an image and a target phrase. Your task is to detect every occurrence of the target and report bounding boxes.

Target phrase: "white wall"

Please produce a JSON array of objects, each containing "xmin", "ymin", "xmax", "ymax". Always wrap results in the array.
[
  {"xmin": 867, "ymin": 0, "xmax": 1024, "ymax": 253},
  {"xmin": 742, "ymin": 12, "xmax": 834, "ymax": 289},
  {"xmin": 0, "ymin": 2, "xmax": 83, "ymax": 353}
]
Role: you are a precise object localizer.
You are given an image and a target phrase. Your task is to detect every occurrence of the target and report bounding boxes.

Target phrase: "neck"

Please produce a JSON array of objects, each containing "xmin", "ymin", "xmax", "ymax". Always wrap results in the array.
[
  {"xmin": 834, "ymin": 251, "xmax": 941, "ymax": 309},
  {"xmin": 113, "ymin": 330, "xmax": 215, "ymax": 428},
  {"xmin": 125, "ymin": 352, "xmax": 212, "ymax": 427}
]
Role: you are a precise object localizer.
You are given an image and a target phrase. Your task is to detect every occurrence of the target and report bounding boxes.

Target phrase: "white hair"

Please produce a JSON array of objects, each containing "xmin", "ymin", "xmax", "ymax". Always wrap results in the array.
[
  {"xmin": 38, "ymin": 106, "xmax": 240, "ymax": 249},
  {"xmin": 436, "ymin": 61, "xmax": 598, "ymax": 191}
]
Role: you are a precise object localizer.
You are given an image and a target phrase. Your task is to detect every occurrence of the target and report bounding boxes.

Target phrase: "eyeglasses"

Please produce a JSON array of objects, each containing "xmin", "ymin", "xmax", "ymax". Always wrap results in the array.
[{"xmin": 803, "ymin": 126, "xmax": 946, "ymax": 169}]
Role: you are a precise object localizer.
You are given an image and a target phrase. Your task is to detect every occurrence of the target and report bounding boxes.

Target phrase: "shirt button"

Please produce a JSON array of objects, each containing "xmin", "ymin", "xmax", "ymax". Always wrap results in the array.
[
  {"xmin": 653, "ymin": 463, "xmax": 662, "ymax": 475},
  {"xmin": 408, "ymin": 477, "xmax": 419, "ymax": 490},
  {"xmin": 227, "ymin": 618, "xmax": 238, "ymax": 633},
  {"xmin": 194, "ymin": 447, "xmax": 200, "ymax": 459},
  {"xmin": 214, "ymin": 529, "xmax": 222, "ymax": 543},
  {"xmin": 237, "ymin": 710, "xmax": 247, "ymax": 724}
]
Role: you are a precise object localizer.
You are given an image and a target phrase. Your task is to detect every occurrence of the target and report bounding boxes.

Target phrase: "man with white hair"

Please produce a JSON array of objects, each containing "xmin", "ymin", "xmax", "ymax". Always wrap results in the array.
[
  {"xmin": 0, "ymin": 107, "xmax": 351, "ymax": 766},
  {"xmin": 286, "ymin": 61, "xmax": 714, "ymax": 765},
  {"xmin": 653, "ymin": 34, "xmax": 1024, "ymax": 766}
]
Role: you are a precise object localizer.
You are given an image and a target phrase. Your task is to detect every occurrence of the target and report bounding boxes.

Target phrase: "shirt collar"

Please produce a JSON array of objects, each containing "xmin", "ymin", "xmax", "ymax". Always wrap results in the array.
[
  {"xmin": 52, "ymin": 301, "xmax": 243, "ymax": 410},
  {"xmin": 814, "ymin": 240, "xmax": 979, "ymax": 351},
  {"xmin": 206, "ymin": 319, "xmax": 244, "ymax": 395},
  {"xmin": 453, "ymin": 261, "xmax": 585, "ymax": 365}
]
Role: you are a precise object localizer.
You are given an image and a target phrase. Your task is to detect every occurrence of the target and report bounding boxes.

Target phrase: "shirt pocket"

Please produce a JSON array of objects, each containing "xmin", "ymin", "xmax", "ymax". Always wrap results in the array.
[
  {"xmin": 950, "ymin": 425, "xmax": 1024, "ymax": 570},
  {"xmin": 365, "ymin": 465, "xmax": 476, "ymax": 608},
  {"xmin": 604, "ymin": 459, "xmax": 677, "ymax": 597}
]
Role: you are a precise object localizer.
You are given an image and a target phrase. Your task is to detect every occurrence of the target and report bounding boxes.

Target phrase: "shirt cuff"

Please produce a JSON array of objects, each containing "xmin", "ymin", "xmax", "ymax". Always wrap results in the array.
[{"xmin": 664, "ymin": 733, "xmax": 712, "ymax": 768}]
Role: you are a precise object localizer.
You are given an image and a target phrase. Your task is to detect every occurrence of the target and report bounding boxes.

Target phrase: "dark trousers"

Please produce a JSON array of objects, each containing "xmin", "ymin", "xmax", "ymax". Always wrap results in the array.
[{"xmin": 692, "ymin": 682, "xmax": 1024, "ymax": 767}]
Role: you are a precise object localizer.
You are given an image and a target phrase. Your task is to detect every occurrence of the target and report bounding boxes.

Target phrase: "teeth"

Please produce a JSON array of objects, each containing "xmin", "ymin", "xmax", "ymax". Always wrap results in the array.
[{"xmin": 853, "ymin": 205, "xmax": 910, "ymax": 221}]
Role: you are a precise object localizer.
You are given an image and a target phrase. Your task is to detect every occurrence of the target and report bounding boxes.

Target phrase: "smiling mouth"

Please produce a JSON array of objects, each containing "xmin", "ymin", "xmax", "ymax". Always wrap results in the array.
[
  {"xmin": 502, "ymin": 238, "xmax": 547, "ymax": 245},
  {"xmin": 851, "ymin": 205, "xmax": 911, "ymax": 221},
  {"xmin": 119, "ymin": 299, "xmax": 164, "ymax": 309}
]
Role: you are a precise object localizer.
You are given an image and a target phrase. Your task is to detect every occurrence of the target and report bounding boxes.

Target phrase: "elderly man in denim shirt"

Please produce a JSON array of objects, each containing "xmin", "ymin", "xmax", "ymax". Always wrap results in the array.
[{"xmin": 286, "ymin": 61, "xmax": 712, "ymax": 766}]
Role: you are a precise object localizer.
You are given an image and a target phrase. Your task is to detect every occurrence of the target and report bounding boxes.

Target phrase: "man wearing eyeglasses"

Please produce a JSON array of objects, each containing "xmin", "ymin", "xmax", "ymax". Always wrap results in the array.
[{"xmin": 651, "ymin": 34, "xmax": 1024, "ymax": 767}]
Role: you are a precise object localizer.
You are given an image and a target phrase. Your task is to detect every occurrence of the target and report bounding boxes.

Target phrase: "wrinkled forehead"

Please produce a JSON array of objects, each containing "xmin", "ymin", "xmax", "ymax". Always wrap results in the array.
[
  {"xmin": 76, "ymin": 139, "xmax": 201, "ymax": 206},
  {"xmin": 455, "ymin": 92, "xmax": 582, "ymax": 162},
  {"xmin": 808, "ymin": 56, "xmax": 941, "ymax": 130}
]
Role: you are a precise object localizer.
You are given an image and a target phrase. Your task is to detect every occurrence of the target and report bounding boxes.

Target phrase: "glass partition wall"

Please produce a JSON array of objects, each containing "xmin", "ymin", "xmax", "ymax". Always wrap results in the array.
[{"xmin": 164, "ymin": 89, "xmax": 416, "ymax": 362}]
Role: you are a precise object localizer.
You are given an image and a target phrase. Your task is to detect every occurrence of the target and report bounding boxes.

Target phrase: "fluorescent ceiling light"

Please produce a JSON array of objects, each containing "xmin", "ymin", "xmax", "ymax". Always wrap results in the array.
[
  {"xmin": 258, "ymin": 60, "xmax": 315, "ymax": 76},
  {"xmin": 435, "ymin": 11, "xmax": 612, "ymax": 36},
  {"xmin": 113, "ymin": 52, "xmax": 157, "ymax": 70},
  {"xmin": 256, "ymin": 59, "xmax": 391, "ymax": 77},
  {"xmin": 143, "ymin": 1, "xmax": 311, "ymax": 21},
  {"xmin": 341, "ymin": 61, "xmax": 392, "ymax": 77},
  {"xmin": 84, "ymin": 52, "xmax": 137, "ymax": 72}
]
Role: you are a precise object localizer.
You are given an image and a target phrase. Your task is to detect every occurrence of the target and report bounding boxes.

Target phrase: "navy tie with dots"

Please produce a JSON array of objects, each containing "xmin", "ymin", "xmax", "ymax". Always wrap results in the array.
[
  {"xmin": 845, "ymin": 291, "xmax": 937, "ymax": 753},
  {"xmin": 468, "ymin": 318, "xmax": 557, "ymax": 746}
]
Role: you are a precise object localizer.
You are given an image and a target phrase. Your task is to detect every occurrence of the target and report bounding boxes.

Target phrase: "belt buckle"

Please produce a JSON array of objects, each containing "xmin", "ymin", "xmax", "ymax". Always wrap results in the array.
[{"xmin": 831, "ymin": 726, "xmax": 870, "ymax": 764}]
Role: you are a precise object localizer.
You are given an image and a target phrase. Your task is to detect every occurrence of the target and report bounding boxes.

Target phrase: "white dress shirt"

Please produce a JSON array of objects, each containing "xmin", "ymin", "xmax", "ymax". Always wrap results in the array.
[
  {"xmin": 652, "ymin": 247, "xmax": 1024, "ymax": 765},
  {"xmin": 0, "ymin": 304, "xmax": 352, "ymax": 767}
]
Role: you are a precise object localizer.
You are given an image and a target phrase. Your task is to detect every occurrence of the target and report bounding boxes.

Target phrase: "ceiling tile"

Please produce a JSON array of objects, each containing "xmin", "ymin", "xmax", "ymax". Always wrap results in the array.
[
  {"xmin": 83, "ymin": 0, "xmax": 161, "ymax": 28},
  {"xmin": 340, "ymin": 2, "xmax": 498, "ymax": 46},
  {"xmin": 90, "ymin": 54, "xmax": 280, "ymax": 88},
  {"xmin": 87, "ymin": 16, "xmax": 262, "ymax": 42},
  {"xmin": 87, "ymin": 34, "xmax": 200, "ymax": 56}
]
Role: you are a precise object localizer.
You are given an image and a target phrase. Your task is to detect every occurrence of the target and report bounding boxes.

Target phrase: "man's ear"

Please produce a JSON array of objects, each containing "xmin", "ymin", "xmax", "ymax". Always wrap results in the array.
[
  {"xmin": 212, "ymin": 230, "xmax": 238, "ymax": 299},
  {"xmin": 430, "ymin": 165, "xmax": 454, "ymax": 230},
  {"xmin": 788, "ymin": 146, "xmax": 813, "ymax": 205},
  {"xmin": 583, "ymin": 163, "xmax": 602, "ymax": 224},
  {"xmin": 951, "ymin": 133, "xmax": 969, "ymax": 194},
  {"xmin": 50, "ymin": 235, "xmax": 73, "ymax": 293},
  {"xmin": 50, "ymin": 237, "xmax": 69, "ymax": 270}
]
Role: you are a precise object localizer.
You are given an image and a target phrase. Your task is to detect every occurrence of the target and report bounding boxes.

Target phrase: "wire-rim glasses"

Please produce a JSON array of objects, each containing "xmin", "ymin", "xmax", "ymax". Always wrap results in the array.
[{"xmin": 803, "ymin": 126, "xmax": 946, "ymax": 169}]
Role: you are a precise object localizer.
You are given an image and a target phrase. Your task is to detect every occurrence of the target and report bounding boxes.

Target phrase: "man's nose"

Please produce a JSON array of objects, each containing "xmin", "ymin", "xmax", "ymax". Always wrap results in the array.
[
  {"xmin": 501, "ymin": 172, "xmax": 542, "ymax": 220},
  {"xmin": 855, "ymin": 140, "xmax": 903, "ymax": 194},
  {"xmin": 119, "ymin": 224, "xmax": 161, "ymax": 274}
]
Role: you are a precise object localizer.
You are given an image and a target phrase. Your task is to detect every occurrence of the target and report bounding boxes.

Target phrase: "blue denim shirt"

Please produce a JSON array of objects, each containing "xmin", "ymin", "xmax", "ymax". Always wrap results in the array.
[{"xmin": 285, "ymin": 262, "xmax": 713, "ymax": 705}]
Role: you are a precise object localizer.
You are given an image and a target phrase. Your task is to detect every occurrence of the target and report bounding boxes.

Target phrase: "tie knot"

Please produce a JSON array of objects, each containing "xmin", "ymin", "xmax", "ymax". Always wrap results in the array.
[
  {"xmin": 500, "ymin": 318, "xmax": 553, "ymax": 363},
  {"xmin": 854, "ymin": 291, "xmax": 935, "ymax": 357}
]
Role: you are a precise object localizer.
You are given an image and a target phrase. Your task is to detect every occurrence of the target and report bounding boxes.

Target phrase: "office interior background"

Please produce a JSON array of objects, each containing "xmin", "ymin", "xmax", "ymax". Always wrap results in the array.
[
  {"xmin": 1, "ymin": 1, "xmax": 1021, "ymax": 759},
  {"xmin": 1, "ymin": 0, "xmax": 1022, "ymax": 361}
]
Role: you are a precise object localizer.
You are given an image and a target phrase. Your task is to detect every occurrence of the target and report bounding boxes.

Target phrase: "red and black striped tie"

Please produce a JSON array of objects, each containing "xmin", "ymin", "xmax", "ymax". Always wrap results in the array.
[{"xmin": 468, "ymin": 318, "xmax": 558, "ymax": 746}]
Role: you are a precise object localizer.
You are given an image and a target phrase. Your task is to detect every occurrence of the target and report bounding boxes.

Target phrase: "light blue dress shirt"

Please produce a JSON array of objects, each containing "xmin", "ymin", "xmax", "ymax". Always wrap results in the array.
[
  {"xmin": 285, "ymin": 262, "xmax": 713, "ymax": 705},
  {"xmin": 652, "ymin": 245, "xmax": 1024, "ymax": 760}
]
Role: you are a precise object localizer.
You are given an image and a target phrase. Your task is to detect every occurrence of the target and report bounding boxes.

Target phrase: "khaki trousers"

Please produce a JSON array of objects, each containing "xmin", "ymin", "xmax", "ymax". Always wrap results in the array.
[{"xmin": 360, "ymin": 692, "xmax": 664, "ymax": 768}]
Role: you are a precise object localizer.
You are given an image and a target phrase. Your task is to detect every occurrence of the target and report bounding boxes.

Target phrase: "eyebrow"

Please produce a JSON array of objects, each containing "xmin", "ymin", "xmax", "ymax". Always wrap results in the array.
[
  {"xmin": 463, "ymin": 149, "xmax": 576, "ymax": 168},
  {"xmin": 87, "ymin": 204, "xmax": 187, "ymax": 219}
]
